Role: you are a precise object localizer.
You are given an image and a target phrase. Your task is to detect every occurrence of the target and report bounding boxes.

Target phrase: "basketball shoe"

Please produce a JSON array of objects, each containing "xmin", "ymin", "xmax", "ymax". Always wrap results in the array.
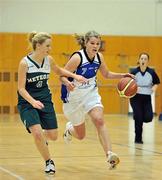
[
  {"xmin": 63, "ymin": 122, "xmax": 73, "ymax": 144},
  {"xmin": 107, "ymin": 151, "xmax": 120, "ymax": 169},
  {"xmin": 45, "ymin": 159, "xmax": 55, "ymax": 174}
]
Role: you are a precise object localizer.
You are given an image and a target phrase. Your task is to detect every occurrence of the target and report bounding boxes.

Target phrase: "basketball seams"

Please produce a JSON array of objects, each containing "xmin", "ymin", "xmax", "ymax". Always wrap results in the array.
[{"xmin": 117, "ymin": 78, "xmax": 137, "ymax": 98}]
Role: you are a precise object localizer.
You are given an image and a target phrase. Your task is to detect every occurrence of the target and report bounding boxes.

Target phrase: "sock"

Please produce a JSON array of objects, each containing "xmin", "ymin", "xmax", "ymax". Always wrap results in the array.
[{"xmin": 107, "ymin": 151, "xmax": 113, "ymax": 156}]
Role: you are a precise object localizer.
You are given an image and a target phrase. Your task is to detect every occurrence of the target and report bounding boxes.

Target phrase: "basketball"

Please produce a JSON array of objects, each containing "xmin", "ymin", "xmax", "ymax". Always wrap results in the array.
[{"xmin": 117, "ymin": 77, "xmax": 137, "ymax": 98}]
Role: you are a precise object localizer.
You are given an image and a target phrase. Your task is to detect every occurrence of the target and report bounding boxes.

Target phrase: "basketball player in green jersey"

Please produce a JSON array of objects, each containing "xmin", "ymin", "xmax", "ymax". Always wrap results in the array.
[{"xmin": 17, "ymin": 31, "xmax": 87, "ymax": 174}]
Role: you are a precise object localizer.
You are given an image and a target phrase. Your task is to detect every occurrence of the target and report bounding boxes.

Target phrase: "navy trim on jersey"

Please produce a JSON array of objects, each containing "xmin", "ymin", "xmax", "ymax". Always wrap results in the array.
[
  {"xmin": 130, "ymin": 66, "xmax": 140, "ymax": 75},
  {"xmin": 61, "ymin": 84, "xmax": 69, "ymax": 103},
  {"xmin": 147, "ymin": 68, "xmax": 160, "ymax": 85},
  {"xmin": 130, "ymin": 66, "xmax": 160, "ymax": 85},
  {"xmin": 41, "ymin": 58, "xmax": 45, "ymax": 68},
  {"xmin": 97, "ymin": 53, "xmax": 101, "ymax": 65},
  {"xmin": 27, "ymin": 55, "xmax": 45, "ymax": 69},
  {"xmin": 70, "ymin": 51, "xmax": 83, "ymax": 69},
  {"xmin": 83, "ymin": 48, "xmax": 95, "ymax": 63}
]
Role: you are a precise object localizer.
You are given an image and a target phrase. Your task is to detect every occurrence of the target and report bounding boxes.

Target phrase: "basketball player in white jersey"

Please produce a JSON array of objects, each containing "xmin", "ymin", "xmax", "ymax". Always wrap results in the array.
[
  {"xmin": 61, "ymin": 31, "xmax": 134, "ymax": 169},
  {"xmin": 17, "ymin": 31, "xmax": 87, "ymax": 174}
]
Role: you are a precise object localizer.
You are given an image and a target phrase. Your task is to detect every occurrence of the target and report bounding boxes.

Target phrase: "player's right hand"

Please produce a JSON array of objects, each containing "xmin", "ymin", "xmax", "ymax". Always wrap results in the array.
[
  {"xmin": 32, "ymin": 100, "xmax": 44, "ymax": 109},
  {"xmin": 124, "ymin": 73, "xmax": 135, "ymax": 79},
  {"xmin": 74, "ymin": 74, "xmax": 88, "ymax": 83},
  {"xmin": 64, "ymin": 81, "xmax": 75, "ymax": 91}
]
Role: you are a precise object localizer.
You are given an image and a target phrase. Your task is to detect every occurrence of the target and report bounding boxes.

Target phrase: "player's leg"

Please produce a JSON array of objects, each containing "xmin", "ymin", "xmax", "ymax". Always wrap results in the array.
[
  {"xmin": 38, "ymin": 102, "xmax": 58, "ymax": 173},
  {"xmin": 63, "ymin": 103, "xmax": 86, "ymax": 143},
  {"xmin": 18, "ymin": 105, "xmax": 55, "ymax": 174},
  {"xmin": 83, "ymin": 88, "xmax": 119, "ymax": 168},
  {"xmin": 29, "ymin": 124, "xmax": 51, "ymax": 160},
  {"xmin": 130, "ymin": 94, "xmax": 144, "ymax": 143},
  {"xmin": 88, "ymin": 107, "xmax": 111, "ymax": 153},
  {"xmin": 29, "ymin": 124, "xmax": 55, "ymax": 174},
  {"xmin": 88, "ymin": 107, "xmax": 119, "ymax": 168},
  {"xmin": 44, "ymin": 129, "xmax": 58, "ymax": 141},
  {"xmin": 64, "ymin": 122, "xmax": 86, "ymax": 141},
  {"xmin": 40, "ymin": 104, "xmax": 58, "ymax": 141},
  {"xmin": 143, "ymin": 95, "xmax": 153, "ymax": 123}
]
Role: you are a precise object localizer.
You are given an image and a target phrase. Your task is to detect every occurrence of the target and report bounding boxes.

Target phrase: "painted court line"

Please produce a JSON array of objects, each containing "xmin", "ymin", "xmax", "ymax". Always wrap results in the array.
[{"xmin": 0, "ymin": 166, "xmax": 24, "ymax": 180}]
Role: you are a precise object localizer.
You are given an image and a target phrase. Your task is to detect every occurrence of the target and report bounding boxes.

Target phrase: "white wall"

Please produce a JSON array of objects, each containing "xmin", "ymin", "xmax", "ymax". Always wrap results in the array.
[{"xmin": 0, "ymin": 0, "xmax": 162, "ymax": 35}]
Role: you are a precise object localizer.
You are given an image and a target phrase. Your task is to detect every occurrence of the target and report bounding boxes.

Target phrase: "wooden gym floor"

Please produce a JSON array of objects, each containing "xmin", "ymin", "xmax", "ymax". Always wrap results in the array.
[{"xmin": 0, "ymin": 114, "xmax": 162, "ymax": 180}]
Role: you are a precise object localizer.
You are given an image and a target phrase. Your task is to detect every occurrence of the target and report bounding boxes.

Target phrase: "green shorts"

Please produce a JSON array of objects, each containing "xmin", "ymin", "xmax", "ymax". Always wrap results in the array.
[{"xmin": 17, "ymin": 102, "xmax": 58, "ymax": 133}]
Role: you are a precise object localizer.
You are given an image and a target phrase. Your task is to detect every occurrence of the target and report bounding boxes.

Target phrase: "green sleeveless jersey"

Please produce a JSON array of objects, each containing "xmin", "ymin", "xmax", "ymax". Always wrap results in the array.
[{"xmin": 18, "ymin": 55, "xmax": 51, "ymax": 104}]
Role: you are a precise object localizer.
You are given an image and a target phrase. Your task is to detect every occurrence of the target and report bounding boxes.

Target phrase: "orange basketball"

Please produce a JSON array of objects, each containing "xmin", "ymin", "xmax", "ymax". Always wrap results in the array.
[{"xmin": 117, "ymin": 77, "xmax": 137, "ymax": 98}]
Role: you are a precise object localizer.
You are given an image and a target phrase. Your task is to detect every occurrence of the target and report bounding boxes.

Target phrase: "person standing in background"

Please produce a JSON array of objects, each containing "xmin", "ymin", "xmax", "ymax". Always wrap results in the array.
[
  {"xmin": 60, "ymin": 30, "xmax": 134, "ymax": 169},
  {"xmin": 130, "ymin": 53, "xmax": 160, "ymax": 144},
  {"xmin": 17, "ymin": 31, "xmax": 87, "ymax": 174}
]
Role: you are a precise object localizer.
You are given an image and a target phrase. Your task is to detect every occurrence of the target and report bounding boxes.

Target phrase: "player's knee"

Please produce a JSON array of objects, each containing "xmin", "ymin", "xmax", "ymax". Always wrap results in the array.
[
  {"xmin": 32, "ymin": 130, "xmax": 43, "ymax": 141},
  {"xmin": 48, "ymin": 133, "xmax": 58, "ymax": 141},
  {"xmin": 144, "ymin": 113, "xmax": 153, "ymax": 123},
  {"xmin": 133, "ymin": 114, "xmax": 141, "ymax": 121},
  {"xmin": 45, "ymin": 129, "xmax": 58, "ymax": 141},
  {"xmin": 95, "ymin": 118, "xmax": 104, "ymax": 128}
]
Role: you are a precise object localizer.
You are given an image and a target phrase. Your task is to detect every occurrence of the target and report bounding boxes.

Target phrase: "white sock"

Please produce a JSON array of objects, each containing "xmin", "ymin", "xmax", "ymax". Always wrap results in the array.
[{"xmin": 107, "ymin": 151, "xmax": 113, "ymax": 156}]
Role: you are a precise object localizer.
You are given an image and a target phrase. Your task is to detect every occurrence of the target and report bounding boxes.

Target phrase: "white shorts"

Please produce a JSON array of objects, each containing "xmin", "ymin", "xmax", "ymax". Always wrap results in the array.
[{"xmin": 63, "ymin": 88, "xmax": 103, "ymax": 126}]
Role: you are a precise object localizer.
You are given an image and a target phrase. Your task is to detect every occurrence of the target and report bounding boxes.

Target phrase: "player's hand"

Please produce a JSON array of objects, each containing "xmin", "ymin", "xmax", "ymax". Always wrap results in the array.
[
  {"xmin": 32, "ymin": 100, "xmax": 44, "ymax": 109},
  {"xmin": 74, "ymin": 74, "xmax": 88, "ymax": 83},
  {"xmin": 64, "ymin": 81, "xmax": 75, "ymax": 91},
  {"xmin": 123, "ymin": 73, "xmax": 135, "ymax": 79}
]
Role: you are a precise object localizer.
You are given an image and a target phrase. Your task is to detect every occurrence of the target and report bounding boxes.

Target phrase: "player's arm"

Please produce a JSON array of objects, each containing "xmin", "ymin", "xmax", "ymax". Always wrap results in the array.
[
  {"xmin": 60, "ymin": 54, "xmax": 82, "ymax": 91},
  {"xmin": 49, "ymin": 55, "xmax": 87, "ymax": 84},
  {"xmin": 98, "ymin": 53, "xmax": 134, "ymax": 79},
  {"xmin": 152, "ymin": 84, "xmax": 158, "ymax": 93},
  {"xmin": 17, "ymin": 59, "xmax": 44, "ymax": 109},
  {"xmin": 152, "ymin": 70, "xmax": 160, "ymax": 93}
]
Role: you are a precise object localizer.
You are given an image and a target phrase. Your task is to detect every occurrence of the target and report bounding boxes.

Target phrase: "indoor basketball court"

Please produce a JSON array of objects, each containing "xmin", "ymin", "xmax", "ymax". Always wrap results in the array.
[
  {"xmin": 0, "ymin": 0, "xmax": 162, "ymax": 179},
  {"xmin": 0, "ymin": 114, "xmax": 162, "ymax": 179}
]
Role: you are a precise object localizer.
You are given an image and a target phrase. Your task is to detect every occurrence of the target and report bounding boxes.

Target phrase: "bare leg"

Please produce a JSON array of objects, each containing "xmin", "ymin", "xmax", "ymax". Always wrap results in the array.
[
  {"xmin": 44, "ymin": 129, "xmax": 58, "ymax": 141},
  {"xmin": 68, "ymin": 122, "xmax": 86, "ymax": 140},
  {"xmin": 88, "ymin": 107, "xmax": 112, "ymax": 154},
  {"xmin": 29, "ymin": 124, "xmax": 51, "ymax": 161},
  {"xmin": 88, "ymin": 107, "xmax": 120, "ymax": 168}
]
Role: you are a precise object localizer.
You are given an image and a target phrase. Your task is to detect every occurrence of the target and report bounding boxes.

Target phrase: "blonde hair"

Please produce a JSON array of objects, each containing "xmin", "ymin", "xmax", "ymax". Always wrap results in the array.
[
  {"xmin": 74, "ymin": 30, "xmax": 101, "ymax": 49},
  {"xmin": 28, "ymin": 31, "xmax": 51, "ymax": 50}
]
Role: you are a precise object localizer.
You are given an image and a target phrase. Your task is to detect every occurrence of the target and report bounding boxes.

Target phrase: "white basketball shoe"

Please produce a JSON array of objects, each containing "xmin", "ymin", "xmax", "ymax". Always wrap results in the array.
[
  {"xmin": 107, "ymin": 151, "xmax": 120, "ymax": 169},
  {"xmin": 63, "ymin": 122, "xmax": 73, "ymax": 144},
  {"xmin": 45, "ymin": 159, "xmax": 55, "ymax": 174}
]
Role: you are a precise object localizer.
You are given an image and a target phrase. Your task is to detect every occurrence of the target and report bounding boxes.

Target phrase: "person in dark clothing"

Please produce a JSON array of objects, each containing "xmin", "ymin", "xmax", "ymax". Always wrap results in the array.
[{"xmin": 130, "ymin": 53, "xmax": 160, "ymax": 144}]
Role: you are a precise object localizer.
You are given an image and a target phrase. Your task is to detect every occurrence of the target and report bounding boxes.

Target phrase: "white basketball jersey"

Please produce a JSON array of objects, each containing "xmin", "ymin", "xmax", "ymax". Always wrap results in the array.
[{"xmin": 61, "ymin": 49, "xmax": 101, "ymax": 103}]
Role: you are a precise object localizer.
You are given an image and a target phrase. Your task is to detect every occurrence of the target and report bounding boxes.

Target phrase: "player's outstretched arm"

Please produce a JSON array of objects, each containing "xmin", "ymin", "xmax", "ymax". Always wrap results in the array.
[{"xmin": 49, "ymin": 55, "xmax": 87, "ymax": 83}]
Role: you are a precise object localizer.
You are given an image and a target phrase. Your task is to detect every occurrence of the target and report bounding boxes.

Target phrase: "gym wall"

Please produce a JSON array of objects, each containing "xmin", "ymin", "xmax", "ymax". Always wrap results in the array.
[{"xmin": 0, "ymin": 0, "xmax": 162, "ymax": 114}]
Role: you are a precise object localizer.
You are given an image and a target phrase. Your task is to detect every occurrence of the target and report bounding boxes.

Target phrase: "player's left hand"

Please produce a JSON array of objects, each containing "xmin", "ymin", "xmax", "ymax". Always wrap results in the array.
[{"xmin": 74, "ymin": 74, "xmax": 88, "ymax": 83}]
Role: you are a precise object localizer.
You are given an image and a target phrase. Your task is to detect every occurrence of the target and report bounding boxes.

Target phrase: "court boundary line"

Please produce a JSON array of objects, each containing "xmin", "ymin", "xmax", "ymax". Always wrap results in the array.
[
  {"xmin": 114, "ymin": 143, "xmax": 162, "ymax": 155},
  {"xmin": 0, "ymin": 166, "xmax": 24, "ymax": 180}
]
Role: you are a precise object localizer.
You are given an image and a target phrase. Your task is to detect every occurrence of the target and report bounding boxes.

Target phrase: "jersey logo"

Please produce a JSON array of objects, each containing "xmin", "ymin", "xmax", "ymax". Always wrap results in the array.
[
  {"xmin": 81, "ymin": 68, "xmax": 87, "ymax": 75},
  {"xmin": 27, "ymin": 74, "xmax": 49, "ymax": 83},
  {"xmin": 36, "ymin": 81, "xmax": 43, "ymax": 88}
]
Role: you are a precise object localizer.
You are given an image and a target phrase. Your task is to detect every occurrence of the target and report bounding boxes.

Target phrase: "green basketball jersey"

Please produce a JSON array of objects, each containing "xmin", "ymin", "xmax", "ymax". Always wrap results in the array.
[{"xmin": 18, "ymin": 55, "xmax": 52, "ymax": 104}]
